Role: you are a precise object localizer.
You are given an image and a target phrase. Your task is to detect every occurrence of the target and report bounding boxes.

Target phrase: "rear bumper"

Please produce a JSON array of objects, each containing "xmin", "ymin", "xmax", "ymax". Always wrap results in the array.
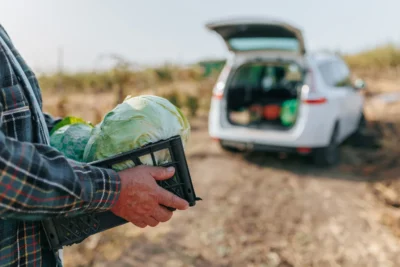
[
  {"xmin": 209, "ymin": 99, "xmax": 335, "ymax": 148},
  {"xmin": 219, "ymin": 139, "xmax": 313, "ymax": 154}
]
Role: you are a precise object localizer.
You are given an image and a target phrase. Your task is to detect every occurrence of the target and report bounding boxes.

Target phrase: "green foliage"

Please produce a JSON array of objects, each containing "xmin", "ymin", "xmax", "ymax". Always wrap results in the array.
[
  {"xmin": 154, "ymin": 65, "xmax": 175, "ymax": 82},
  {"xmin": 186, "ymin": 95, "xmax": 199, "ymax": 117},
  {"xmin": 164, "ymin": 90, "xmax": 181, "ymax": 108},
  {"xmin": 197, "ymin": 59, "xmax": 226, "ymax": 77},
  {"xmin": 56, "ymin": 95, "xmax": 68, "ymax": 117}
]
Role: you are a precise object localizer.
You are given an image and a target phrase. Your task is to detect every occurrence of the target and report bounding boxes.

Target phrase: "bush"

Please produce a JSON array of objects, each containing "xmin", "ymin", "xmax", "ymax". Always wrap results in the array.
[
  {"xmin": 164, "ymin": 90, "xmax": 182, "ymax": 108},
  {"xmin": 154, "ymin": 65, "xmax": 175, "ymax": 83},
  {"xmin": 56, "ymin": 95, "xmax": 68, "ymax": 117},
  {"xmin": 186, "ymin": 95, "xmax": 199, "ymax": 117}
]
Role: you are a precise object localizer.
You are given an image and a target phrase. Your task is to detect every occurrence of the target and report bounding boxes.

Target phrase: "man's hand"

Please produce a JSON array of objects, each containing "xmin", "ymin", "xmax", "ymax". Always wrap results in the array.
[{"xmin": 110, "ymin": 165, "xmax": 189, "ymax": 228}]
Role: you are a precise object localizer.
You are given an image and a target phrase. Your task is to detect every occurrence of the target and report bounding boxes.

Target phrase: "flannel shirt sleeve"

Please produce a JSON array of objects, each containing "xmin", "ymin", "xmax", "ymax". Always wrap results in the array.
[
  {"xmin": 0, "ymin": 123, "xmax": 121, "ymax": 221},
  {"xmin": 0, "ymin": 24, "xmax": 121, "ymax": 221}
]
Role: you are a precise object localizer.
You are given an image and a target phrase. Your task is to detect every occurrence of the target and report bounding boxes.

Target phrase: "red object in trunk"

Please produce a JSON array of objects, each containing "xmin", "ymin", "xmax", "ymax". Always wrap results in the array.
[
  {"xmin": 297, "ymin": 147, "xmax": 312, "ymax": 154},
  {"xmin": 263, "ymin": 105, "xmax": 281, "ymax": 120},
  {"xmin": 249, "ymin": 104, "xmax": 263, "ymax": 117}
]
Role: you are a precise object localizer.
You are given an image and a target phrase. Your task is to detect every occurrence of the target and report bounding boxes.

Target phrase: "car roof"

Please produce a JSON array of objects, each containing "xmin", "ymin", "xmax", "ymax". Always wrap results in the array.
[{"xmin": 308, "ymin": 52, "xmax": 342, "ymax": 65}]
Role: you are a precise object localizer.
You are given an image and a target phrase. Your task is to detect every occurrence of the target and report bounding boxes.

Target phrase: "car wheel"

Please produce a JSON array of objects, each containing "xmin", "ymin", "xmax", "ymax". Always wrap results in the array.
[
  {"xmin": 312, "ymin": 123, "xmax": 340, "ymax": 167},
  {"xmin": 354, "ymin": 112, "xmax": 367, "ymax": 136},
  {"xmin": 347, "ymin": 111, "xmax": 374, "ymax": 147},
  {"xmin": 219, "ymin": 142, "xmax": 241, "ymax": 153}
]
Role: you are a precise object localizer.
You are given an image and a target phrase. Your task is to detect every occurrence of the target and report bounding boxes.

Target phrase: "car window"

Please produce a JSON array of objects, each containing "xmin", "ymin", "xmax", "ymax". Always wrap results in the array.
[
  {"xmin": 318, "ymin": 62, "xmax": 335, "ymax": 86},
  {"xmin": 318, "ymin": 59, "xmax": 352, "ymax": 88},
  {"xmin": 334, "ymin": 60, "xmax": 352, "ymax": 87},
  {"xmin": 228, "ymin": 37, "xmax": 300, "ymax": 52}
]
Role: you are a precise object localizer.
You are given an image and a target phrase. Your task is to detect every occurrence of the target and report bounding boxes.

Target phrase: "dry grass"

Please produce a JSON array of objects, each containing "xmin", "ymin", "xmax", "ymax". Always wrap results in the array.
[
  {"xmin": 42, "ymin": 78, "xmax": 215, "ymax": 126},
  {"xmin": 344, "ymin": 45, "xmax": 400, "ymax": 73}
]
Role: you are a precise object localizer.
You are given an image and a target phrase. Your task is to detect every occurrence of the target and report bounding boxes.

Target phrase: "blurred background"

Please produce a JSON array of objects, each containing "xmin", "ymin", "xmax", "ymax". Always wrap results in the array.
[{"xmin": 2, "ymin": 0, "xmax": 400, "ymax": 266}]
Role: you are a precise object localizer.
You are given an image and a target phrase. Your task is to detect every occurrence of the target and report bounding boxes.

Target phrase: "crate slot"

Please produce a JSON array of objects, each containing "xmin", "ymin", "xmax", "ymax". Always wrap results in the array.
[
  {"xmin": 111, "ymin": 159, "xmax": 135, "ymax": 171},
  {"xmin": 153, "ymin": 148, "xmax": 172, "ymax": 165},
  {"xmin": 138, "ymin": 155, "xmax": 151, "ymax": 165}
]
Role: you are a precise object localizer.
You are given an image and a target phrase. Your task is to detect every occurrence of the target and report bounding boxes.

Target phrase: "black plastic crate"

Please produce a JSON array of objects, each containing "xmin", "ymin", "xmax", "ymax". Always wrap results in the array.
[{"xmin": 41, "ymin": 135, "xmax": 201, "ymax": 251}]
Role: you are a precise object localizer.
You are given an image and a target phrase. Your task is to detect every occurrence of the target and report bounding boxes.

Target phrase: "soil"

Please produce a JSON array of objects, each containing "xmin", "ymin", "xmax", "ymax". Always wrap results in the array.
[{"xmin": 63, "ymin": 116, "xmax": 400, "ymax": 267}]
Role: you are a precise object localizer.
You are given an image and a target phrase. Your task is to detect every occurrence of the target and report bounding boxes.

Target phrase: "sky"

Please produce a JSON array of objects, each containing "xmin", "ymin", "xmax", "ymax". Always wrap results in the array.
[{"xmin": 0, "ymin": 0, "xmax": 398, "ymax": 73}]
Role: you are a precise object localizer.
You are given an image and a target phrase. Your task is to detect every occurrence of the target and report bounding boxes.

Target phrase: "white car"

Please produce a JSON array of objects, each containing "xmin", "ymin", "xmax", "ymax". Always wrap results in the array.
[{"xmin": 205, "ymin": 17, "xmax": 366, "ymax": 166}]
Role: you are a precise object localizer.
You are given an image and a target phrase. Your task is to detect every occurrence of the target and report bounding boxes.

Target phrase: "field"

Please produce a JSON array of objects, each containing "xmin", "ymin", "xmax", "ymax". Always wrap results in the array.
[{"xmin": 39, "ymin": 46, "xmax": 400, "ymax": 267}]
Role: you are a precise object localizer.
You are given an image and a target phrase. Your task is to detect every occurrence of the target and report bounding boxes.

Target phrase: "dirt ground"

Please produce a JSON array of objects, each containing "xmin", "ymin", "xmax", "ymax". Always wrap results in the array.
[{"xmin": 60, "ymin": 115, "xmax": 400, "ymax": 267}]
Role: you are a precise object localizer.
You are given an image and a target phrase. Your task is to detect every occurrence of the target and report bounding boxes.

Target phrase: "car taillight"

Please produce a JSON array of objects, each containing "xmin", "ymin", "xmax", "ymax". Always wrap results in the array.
[
  {"xmin": 212, "ymin": 82, "xmax": 225, "ymax": 100},
  {"xmin": 212, "ymin": 65, "xmax": 231, "ymax": 100},
  {"xmin": 213, "ymin": 93, "xmax": 223, "ymax": 100},
  {"xmin": 303, "ymin": 98, "xmax": 327, "ymax": 104}
]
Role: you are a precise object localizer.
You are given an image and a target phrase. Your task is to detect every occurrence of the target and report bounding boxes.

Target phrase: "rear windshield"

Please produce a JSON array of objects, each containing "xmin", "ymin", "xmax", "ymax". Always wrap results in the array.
[{"xmin": 228, "ymin": 37, "xmax": 300, "ymax": 52}]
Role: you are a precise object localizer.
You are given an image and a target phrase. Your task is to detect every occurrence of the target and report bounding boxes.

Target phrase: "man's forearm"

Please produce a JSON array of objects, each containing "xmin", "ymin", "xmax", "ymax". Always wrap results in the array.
[{"xmin": 0, "ymin": 130, "xmax": 121, "ymax": 221}]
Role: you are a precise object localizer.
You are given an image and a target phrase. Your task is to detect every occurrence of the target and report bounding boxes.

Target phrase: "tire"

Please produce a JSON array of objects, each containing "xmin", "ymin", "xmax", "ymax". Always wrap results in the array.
[
  {"xmin": 349, "ymin": 112, "xmax": 381, "ymax": 149},
  {"xmin": 219, "ymin": 142, "xmax": 241, "ymax": 153},
  {"xmin": 353, "ymin": 112, "xmax": 367, "ymax": 137},
  {"xmin": 312, "ymin": 123, "xmax": 340, "ymax": 167},
  {"xmin": 347, "ymin": 111, "xmax": 371, "ymax": 147}
]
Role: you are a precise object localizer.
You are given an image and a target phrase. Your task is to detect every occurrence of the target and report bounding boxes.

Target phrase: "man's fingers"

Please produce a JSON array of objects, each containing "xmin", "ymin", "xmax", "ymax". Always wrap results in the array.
[
  {"xmin": 152, "ymin": 206, "xmax": 173, "ymax": 223},
  {"xmin": 143, "ymin": 216, "xmax": 159, "ymax": 227},
  {"xmin": 157, "ymin": 188, "xmax": 189, "ymax": 210},
  {"xmin": 149, "ymin": 166, "xmax": 175, "ymax": 181},
  {"xmin": 132, "ymin": 221, "xmax": 147, "ymax": 228}
]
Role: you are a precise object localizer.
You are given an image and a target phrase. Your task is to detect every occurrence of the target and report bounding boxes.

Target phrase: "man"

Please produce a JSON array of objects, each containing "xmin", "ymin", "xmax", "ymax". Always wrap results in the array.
[{"xmin": 0, "ymin": 24, "xmax": 189, "ymax": 266}]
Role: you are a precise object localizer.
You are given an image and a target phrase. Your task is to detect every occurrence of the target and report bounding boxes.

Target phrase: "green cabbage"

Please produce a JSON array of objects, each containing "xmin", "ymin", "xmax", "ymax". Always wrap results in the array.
[
  {"xmin": 83, "ymin": 95, "xmax": 190, "ymax": 171},
  {"xmin": 50, "ymin": 116, "xmax": 93, "ymax": 136},
  {"xmin": 50, "ymin": 117, "xmax": 94, "ymax": 162}
]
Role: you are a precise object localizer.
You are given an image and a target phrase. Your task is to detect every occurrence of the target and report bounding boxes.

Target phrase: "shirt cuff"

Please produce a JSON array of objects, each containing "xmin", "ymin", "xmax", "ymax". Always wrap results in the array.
[{"xmin": 71, "ymin": 162, "xmax": 121, "ymax": 213}]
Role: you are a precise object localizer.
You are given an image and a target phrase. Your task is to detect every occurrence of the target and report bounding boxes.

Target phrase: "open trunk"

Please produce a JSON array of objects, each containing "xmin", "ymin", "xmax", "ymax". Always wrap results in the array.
[
  {"xmin": 226, "ymin": 60, "xmax": 304, "ymax": 130},
  {"xmin": 206, "ymin": 17, "xmax": 306, "ymax": 54}
]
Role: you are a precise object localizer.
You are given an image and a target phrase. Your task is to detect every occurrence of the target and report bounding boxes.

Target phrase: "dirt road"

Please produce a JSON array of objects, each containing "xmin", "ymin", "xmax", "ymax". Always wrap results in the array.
[{"xmin": 64, "ymin": 116, "xmax": 400, "ymax": 267}]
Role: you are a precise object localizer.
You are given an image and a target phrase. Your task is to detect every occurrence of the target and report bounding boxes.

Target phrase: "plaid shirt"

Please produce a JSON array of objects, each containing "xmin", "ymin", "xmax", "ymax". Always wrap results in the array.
[{"xmin": 0, "ymin": 25, "xmax": 121, "ymax": 266}]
